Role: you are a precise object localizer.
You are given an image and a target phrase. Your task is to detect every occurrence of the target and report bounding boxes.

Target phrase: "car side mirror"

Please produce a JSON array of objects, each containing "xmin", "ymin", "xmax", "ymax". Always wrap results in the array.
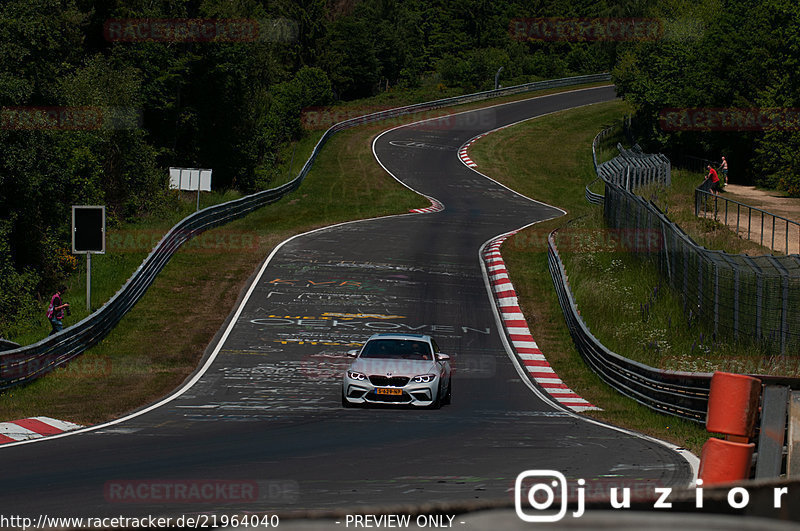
[
  {"xmin": 436, "ymin": 353, "xmax": 450, "ymax": 362},
  {"xmin": 347, "ymin": 349, "xmax": 359, "ymax": 358}
]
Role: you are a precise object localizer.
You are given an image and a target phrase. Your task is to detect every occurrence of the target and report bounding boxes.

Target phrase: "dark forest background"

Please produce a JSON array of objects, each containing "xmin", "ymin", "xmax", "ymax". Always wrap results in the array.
[{"xmin": 1, "ymin": 0, "xmax": 798, "ymax": 337}]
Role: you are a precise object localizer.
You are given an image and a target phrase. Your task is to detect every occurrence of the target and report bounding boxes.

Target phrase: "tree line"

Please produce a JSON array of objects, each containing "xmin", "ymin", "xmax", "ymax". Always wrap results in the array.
[
  {"xmin": 613, "ymin": 0, "xmax": 800, "ymax": 193},
  {"xmin": 6, "ymin": 0, "xmax": 794, "ymax": 339},
  {"xmin": 0, "ymin": 0, "xmax": 633, "ymax": 338}
]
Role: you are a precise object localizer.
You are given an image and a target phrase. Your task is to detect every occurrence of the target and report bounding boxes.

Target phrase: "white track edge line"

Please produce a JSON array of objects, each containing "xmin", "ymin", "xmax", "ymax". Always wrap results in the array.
[
  {"xmin": 479, "ymin": 231, "xmax": 699, "ymax": 483},
  {"xmin": 5, "ymin": 84, "xmax": 698, "ymax": 482},
  {"xmin": 0, "ymin": 209, "xmax": 429, "ymax": 449},
  {"xmin": 466, "ymin": 101, "xmax": 700, "ymax": 482}
]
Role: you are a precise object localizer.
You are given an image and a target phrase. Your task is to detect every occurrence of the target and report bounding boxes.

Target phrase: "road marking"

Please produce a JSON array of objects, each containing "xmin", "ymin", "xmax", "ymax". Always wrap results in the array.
[
  {"xmin": 0, "ymin": 417, "xmax": 82, "ymax": 444},
  {"xmin": 482, "ymin": 232, "xmax": 601, "ymax": 412},
  {"xmin": 409, "ymin": 197, "xmax": 445, "ymax": 214},
  {"xmin": 458, "ymin": 133, "xmax": 486, "ymax": 168}
]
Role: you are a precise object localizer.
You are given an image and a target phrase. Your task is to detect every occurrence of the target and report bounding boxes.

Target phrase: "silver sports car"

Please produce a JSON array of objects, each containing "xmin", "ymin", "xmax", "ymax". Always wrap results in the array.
[{"xmin": 341, "ymin": 333, "xmax": 452, "ymax": 408}]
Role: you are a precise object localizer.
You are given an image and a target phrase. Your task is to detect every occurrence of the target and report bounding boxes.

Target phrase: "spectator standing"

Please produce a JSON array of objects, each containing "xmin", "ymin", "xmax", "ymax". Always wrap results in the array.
[
  {"xmin": 47, "ymin": 286, "xmax": 70, "ymax": 336},
  {"xmin": 705, "ymin": 165, "xmax": 721, "ymax": 195},
  {"xmin": 720, "ymin": 156, "xmax": 728, "ymax": 185}
]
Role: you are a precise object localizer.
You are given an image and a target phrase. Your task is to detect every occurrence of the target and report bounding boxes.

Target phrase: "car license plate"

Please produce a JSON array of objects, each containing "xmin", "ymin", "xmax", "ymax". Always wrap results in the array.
[{"xmin": 374, "ymin": 387, "xmax": 402, "ymax": 396}]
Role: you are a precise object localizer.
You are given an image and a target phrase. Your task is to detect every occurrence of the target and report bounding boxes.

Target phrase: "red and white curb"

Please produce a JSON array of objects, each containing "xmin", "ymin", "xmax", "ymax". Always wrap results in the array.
[
  {"xmin": 409, "ymin": 196, "xmax": 444, "ymax": 214},
  {"xmin": 0, "ymin": 417, "xmax": 82, "ymax": 444},
  {"xmin": 483, "ymin": 233, "xmax": 600, "ymax": 412},
  {"xmin": 458, "ymin": 133, "xmax": 487, "ymax": 168}
]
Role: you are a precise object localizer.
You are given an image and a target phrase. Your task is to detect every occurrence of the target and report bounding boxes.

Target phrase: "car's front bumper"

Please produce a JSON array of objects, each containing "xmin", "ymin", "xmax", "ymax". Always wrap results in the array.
[{"xmin": 342, "ymin": 378, "xmax": 438, "ymax": 406}]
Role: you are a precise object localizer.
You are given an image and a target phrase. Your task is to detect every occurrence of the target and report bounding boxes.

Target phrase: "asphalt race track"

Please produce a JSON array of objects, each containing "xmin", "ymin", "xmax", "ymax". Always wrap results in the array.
[{"xmin": 0, "ymin": 86, "xmax": 693, "ymax": 520}]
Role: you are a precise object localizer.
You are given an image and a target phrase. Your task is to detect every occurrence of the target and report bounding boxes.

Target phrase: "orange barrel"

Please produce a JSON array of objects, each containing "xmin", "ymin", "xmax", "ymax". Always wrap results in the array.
[
  {"xmin": 698, "ymin": 437, "xmax": 754, "ymax": 485},
  {"xmin": 705, "ymin": 371, "xmax": 761, "ymax": 438}
]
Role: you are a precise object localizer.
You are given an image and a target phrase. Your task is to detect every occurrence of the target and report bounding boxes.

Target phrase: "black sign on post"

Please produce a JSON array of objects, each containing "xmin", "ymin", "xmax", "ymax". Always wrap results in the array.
[
  {"xmin": 72, "ymin": 206, "xmax": 105, "ymax": 254},
  {"xmin": 72, "ymin": 205, "xmax": 105, "ymax": 312}
]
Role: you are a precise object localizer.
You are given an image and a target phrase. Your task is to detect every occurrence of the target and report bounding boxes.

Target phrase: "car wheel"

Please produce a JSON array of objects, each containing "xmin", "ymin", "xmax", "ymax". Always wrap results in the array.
[
  {"xmin": 342, "ymin": 390, "xmax": 353, "ymax": 408},
  {"xmin": 442, "ymin": 379, "xmax": 451, "ymax": 405},
  {"xmin": 428, "ymin": 383, "xmax": 442, "ymax": 409}
]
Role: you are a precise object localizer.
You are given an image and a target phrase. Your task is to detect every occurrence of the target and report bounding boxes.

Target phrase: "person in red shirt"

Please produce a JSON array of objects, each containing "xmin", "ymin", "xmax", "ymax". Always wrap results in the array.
[{"xmin": 705, "ymin": 165, "xmax": 720, "ymax": 195}]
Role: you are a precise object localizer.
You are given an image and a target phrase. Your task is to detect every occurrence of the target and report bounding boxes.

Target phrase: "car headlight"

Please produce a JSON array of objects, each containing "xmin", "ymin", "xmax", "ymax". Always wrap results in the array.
[
  {"xmin": 412, "ymin": 373, "xmax": 437, "ymax": 383},
  {"xmin": 347, "ymin": 370, "xmax": 367, "ymax": 381}
]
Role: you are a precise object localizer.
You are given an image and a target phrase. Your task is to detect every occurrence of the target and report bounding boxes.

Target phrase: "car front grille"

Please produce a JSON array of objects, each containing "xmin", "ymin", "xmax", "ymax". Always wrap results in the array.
[{"xmin": 369, "ymin": 375, "xmax": 410, "ymax": 387}]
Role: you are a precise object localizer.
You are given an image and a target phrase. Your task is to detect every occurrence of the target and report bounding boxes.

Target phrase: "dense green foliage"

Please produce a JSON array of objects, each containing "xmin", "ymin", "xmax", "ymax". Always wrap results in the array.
[
  {"xmin": 0, "ymin": 0, "xmax": 634, "ymax": 339},
  {"xmin": 613, "ymin": 0, "xmax": 800, "ymax": 193}
]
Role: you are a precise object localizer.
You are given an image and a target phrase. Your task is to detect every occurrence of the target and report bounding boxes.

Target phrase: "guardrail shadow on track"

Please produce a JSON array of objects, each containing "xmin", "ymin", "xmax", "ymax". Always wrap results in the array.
[{"xmin": 0, "ymin": 73, "xmax": 612, "ymax": 391}]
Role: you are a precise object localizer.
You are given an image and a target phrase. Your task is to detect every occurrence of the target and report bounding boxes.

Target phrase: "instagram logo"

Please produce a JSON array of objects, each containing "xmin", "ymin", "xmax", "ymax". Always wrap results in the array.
[{"xmin": 515, "ymin": 470, "xmax": 584, "ymax": 522}]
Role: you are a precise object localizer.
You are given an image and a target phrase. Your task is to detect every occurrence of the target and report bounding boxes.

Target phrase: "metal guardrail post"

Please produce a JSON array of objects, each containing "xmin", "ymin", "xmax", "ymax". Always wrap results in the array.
[
  {"xmin": 766, "ymin": 256, "xmax": 790, "ymax": 354},
  {"xmin": 718, "ymin": 254, "xmax": 740, "ymax": 339},
  {"xmin": 743, "ymin": 256, "xmax": 764, "ymax": 340},
  {"xmin": 683, "ymin": 244, "xmax": 690, "ymax": 313},
  {"xmin": 787, "ymin": 391, "xmax": 800, "ymax": 477},
  {"xmin": 755, "ymin": 385, "xmax": 789, "ymax": 479},
  {"xmin": 712, "ymin": 256, "xmax": 720, "ymax": 336}
]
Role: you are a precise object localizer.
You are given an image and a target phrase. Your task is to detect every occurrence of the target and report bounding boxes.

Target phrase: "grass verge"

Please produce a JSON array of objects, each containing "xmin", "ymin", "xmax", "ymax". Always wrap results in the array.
[
  {"xmin": 10, "ymin": 81, "xmax": 611, "ymax": 346},
  {"xmin": 0, "ymin": 82, "xmax": 612, "ymax": 425},
  {"xmin": 585, "ymin": 123, "xmax": 798, "ymax": 374},
  {"xmin": 469, "ymin": 100, "xmax": 710, "ymax": 454},
  {"xmin": 9, "ymin": 131, "xmax": 325, "ymax": 347}
]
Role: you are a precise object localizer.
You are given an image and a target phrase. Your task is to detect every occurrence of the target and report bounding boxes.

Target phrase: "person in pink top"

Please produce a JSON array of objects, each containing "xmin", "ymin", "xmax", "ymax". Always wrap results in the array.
[{"xmin": 47, "ymin": 285, "xmax": 70, "ymax": 335}]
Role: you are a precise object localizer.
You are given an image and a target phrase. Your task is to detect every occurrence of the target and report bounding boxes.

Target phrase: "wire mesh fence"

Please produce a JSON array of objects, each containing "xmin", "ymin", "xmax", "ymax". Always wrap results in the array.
[{"xmin": 604, "ymin": 179, "xmax": 800, "ymax": 354}]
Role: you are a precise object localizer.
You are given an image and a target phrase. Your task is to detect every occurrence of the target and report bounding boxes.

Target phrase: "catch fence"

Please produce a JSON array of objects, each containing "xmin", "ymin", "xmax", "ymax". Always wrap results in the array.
[{"xmin": 597, "ymin": 143, "xmax": 800, "ymax": 353}]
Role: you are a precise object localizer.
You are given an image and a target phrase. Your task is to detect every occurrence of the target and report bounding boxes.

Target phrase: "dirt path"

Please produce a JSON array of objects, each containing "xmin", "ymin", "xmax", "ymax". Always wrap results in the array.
[{"xmin": 700, "ymin": 184, "xmax": 800, "ymax": 254}]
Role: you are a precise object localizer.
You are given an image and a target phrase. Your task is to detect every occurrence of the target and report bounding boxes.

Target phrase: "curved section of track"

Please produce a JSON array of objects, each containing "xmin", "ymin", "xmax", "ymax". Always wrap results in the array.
[{"xmin": 1, "ymin": 86, "xmax": 692, "ymax": 518}]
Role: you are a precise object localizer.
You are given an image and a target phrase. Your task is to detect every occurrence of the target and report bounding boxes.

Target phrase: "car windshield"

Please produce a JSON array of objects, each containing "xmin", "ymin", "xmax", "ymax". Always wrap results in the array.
[{"xmin": 360, "ymin": 339, "xmax": 433, "ymax": 360}]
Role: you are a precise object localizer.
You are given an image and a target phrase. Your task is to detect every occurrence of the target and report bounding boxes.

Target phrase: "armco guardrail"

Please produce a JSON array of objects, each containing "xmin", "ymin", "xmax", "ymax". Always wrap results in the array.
[
  {"xmin": 585, "ymin": 177, "xmax": 604, "ymax": 205},
  {"xmin": 606, "ymin": 174, "xmax": 800, "ymax": 354},
  {"xmin": 586, "ymin": 126, "xmax": 616, "ymax": 205},
  {"xmin": 552, "ymin": 126, "xmax": 800, "ymax": 422},
  {"xmin": 547, "ymin": 229, "xmax": 713, "ymax": 421},
  {"xmin": 0, "ymin": 73, "xmax": 612, "ymax": 390}
]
